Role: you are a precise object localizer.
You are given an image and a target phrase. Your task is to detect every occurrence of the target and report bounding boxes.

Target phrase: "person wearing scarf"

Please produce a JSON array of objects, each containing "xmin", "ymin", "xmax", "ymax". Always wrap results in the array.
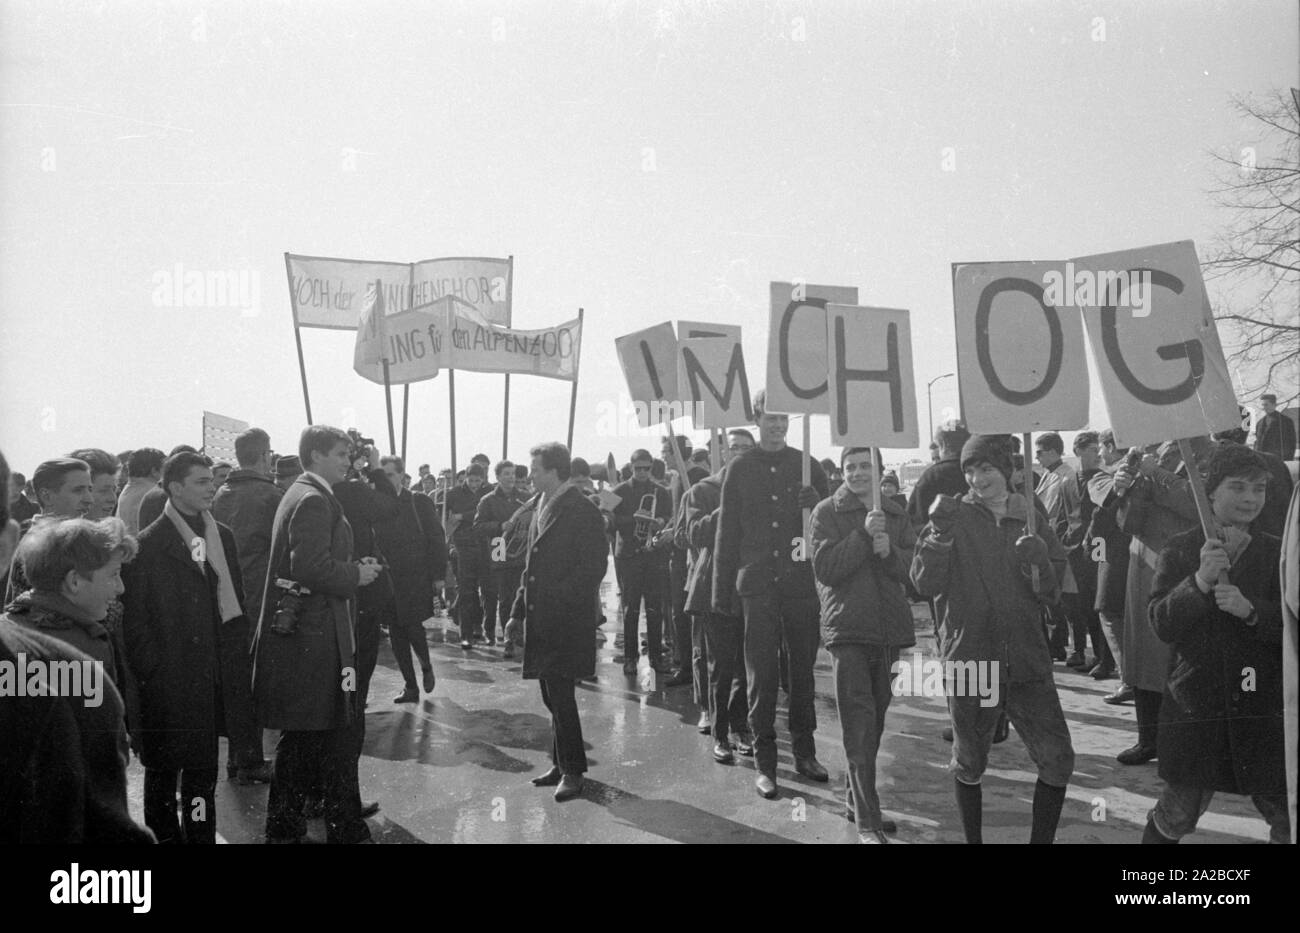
[{"xmin": 121, "ymin": 451, "xmax": 245, "ymax": 845}]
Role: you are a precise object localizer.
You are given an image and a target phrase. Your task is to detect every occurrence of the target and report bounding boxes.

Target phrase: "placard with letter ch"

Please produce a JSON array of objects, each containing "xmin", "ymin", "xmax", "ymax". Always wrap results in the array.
[{"xmin": 765, "ymin": 282, "xmax": 859, "ymax": 414}]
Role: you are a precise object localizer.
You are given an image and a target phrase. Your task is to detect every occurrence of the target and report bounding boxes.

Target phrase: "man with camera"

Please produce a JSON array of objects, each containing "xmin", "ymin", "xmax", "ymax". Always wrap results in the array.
[
  {"xmin": 607, "ymin": 449, "xmax": 674, "ymax": 676},
  {"xmin": 253, "ymin": 426, "xmax": 383, "ymax": 845}
]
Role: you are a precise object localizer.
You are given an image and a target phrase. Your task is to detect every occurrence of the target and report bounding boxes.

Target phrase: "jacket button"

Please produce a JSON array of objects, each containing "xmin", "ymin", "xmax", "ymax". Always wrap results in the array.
[
  {"xmin": 529, "ymin": 576, "xmax": 535, "ymax": 582},
  {"xmin": 771, "ymin": 495, "xmax": 778, "ymax": 502},
  {"xmin": 528, "ymin": 605, "xmax": 534, "ymax": 611},
  {"xmin": 772, "ymin": 521, "xmax": 779, "ymax": 528},
  {"xmin": 770, "ymin": 467, "xmax": 776, "ymax": 473},
  {"xmin": 772, "ymin": 550, "xmax": 780, "ymax": 557}
]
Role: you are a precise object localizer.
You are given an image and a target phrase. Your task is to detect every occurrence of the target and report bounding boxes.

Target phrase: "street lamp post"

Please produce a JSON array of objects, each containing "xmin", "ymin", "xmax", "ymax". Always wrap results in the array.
[{"xmin": 927, "ymin": 372, "xmax": 955, "ymax": 445}]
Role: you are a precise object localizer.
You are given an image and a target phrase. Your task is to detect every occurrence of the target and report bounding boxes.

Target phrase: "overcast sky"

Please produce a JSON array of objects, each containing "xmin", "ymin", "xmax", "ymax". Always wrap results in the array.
[{"xmin": 2, "ymin": 0, "xmax": 1296, "ymax": 476}]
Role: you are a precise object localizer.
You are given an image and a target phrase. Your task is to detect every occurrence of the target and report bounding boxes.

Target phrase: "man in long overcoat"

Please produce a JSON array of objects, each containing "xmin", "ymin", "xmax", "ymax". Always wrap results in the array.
[{"xmin": 506, "ymin": 442, "xmax": 608, "ymax": 802}]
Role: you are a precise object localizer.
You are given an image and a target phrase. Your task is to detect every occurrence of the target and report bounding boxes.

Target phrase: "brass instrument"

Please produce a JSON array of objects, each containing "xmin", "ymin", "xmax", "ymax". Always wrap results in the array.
[{"xmin": 632, "ymin": 493, "xmax": 662, "ymax": 551}]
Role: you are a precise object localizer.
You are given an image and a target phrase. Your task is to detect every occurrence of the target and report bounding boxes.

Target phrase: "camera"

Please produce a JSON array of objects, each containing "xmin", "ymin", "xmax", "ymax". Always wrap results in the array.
[
  {"xmin": 346, "ymin": 428, "xmax": 375, "ymax": 464},
  {"xmin": 270, "ymin": 578, "xmax": 312, "ymax": 636}
]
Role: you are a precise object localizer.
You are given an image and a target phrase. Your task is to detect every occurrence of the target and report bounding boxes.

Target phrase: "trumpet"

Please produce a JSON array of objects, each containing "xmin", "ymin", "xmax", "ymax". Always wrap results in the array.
[{"xmin": 632, "ymin": 493, "xmax": 663, "ymax": 551}]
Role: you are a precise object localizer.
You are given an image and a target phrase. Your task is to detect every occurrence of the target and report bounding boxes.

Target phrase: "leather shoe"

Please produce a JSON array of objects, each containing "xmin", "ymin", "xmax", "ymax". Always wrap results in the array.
[
  {"xmin": 712, "ymin": 742, "xmax": 734, "ymax": 764},
  {"xmin": 697, "ymin": 712, "xmax": 711, "ymax": 734},
  {"xmin": 755, "ymin": 773, "xmax": 778, "ymax": 799},
  {"xmin": 421, "ymin": 667, "xmax": 436, "ymax": 693},
  {"xmin": 1065, "ymin": 651, "xmax": 1087, "ymax": 668},
  {"xmin": 554, "ymin": 774, "xmax": 584, "ymax": 802},
  {"xmin": 1116, "ymin": 744, "xmax": 1157, "ymax": 765},
  {"xmin": 394, "ymin": 688, "xmax": 419, "ymax": 704},
  {"xmin": 858, "ymin": 830, "xmax": 890, "ymax": 844},
  {"xmin": 731, "ymin": 733, "xmax": 755, "ymax": 756},
  {"xmin": 360, "ymin": 800, "xmax": 381, "ymax": 819},
  {"xmin": 1103, "ymin": 685, "xmax": 1135, "ymax": 705},
  {"xmin": 795, "ymin": 756, "xmax": 829, "ymax": 782},
  {"xmin": 1090, "ymin": 664, "xmax": 1116, "ymax": 680},
  {"xmin": 531, "ymin": 766, "xmax": 563, "ymax": 787}
]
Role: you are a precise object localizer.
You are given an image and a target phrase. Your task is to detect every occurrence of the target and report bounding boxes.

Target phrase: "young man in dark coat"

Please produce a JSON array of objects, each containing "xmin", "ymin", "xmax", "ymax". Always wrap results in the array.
[
  {"xmin": 684, "ymin": 428, "xmax": 756, "ymax": 762},
  {"xmin": 446, "ymin": 463, "xmax": 491, "ymax": 647},
  {"xmin": 1087, "ymin": 430, "xmax": 1135, "ymax": 702},
  {"xmin": 377, "ymin": 455, "xmax": 447, "ymax": 702},
  {"xmin": 1144, "ymin": 445, "xmax": 1289, "ymax": 843},
  {"xmin": 713, "ymin": 390, "xmax": 830, "ymax": 799},
  {"xmin": 210, "ymin": 427, "xmax": 282, "ymax": 784},
  {"xmin": 905, "ymin": 420, "xmax": 970, "ymax": 530},
  {"xmin": 252, "ymin": 426, "xmax": 382, "ymax": 844},
  {"xmin": 911, "ymin": 435, "xmax": 1075, "ymax": 843},
  {"xmin": 505, "ymin": 442, "xmax": 608, "ymax": 802},
  {"xmin": 473, "ymin": 460, "xmax": 528, "ymax": 647},
  {"xmin": 1253, "ymin": 392, "xmax": 1296, "ymax": 462},
  {"xmin": 121, "ymin": 451, "xmax": 245, "ymax": 844},
  {"xmin": 811, "ymin": 447, "xmax": 916, "ymax": 844},
  {"xmin": 607, "ymin": 449, "xmax": 674, "ymax": 676},
  {"xmin": 662, "ymin": 434, "xmax": 710, "ymax": 689}
]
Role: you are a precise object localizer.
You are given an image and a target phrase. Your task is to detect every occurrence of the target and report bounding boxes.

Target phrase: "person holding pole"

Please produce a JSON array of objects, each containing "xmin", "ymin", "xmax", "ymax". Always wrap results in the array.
[
  {"xmin": 713, "ymin": 390, "xmax": 829, "ymax": 799},
  {"xmin": 811, "ymin": 447, "xmax": 915, "ymax": 843},
  {"xmin": 1143, "ymin": 445, "xmax": 1288, "ymax": 843},
  {"xmin": 910, "ymin": 435, "xmax": 1075, "ymax": 843}
]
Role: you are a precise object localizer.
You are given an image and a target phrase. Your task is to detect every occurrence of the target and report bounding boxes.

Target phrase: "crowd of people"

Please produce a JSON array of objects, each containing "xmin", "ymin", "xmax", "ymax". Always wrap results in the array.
[{"xmin": 0, "ymin": 390, "xmax": 1295, "ymax": 844}]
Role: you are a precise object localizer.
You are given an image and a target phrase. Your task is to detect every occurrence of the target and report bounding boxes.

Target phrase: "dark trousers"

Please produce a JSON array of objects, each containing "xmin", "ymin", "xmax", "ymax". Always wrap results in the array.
[
  {"xmin": 1044, "ymin": 600, "xmax": 1070, "ymax": 652},
  {"xmin": 829, "ymin": 644, "xmax": 898, "ymax": 832},
  {"xmin": 690, "ymin": 610, "xmax": 709, "ymax": 706},
  {"xmin": 453, "ymin": 551, "xmax": 484, "ymax": 637},
  {"xmin": 390, "ymin": 612, "xmax": 433, "ymax": 694},
  {"xmin": 741, "ymin": 590, "xmax": 820, "ymax": 776},
  {"xmin": 482, "ymin": 565, "xmax": 521, "ymax": 641},
  {"xmin": 618, "ymin": 555, "xmax": 667, "ymax": 664},
  {"xmin": 144, "ymin": 766, "xmax": 218, "ymax": 844},
  {"xmin": 356, "ymin": 608, "xmax": 381, "ymax": 744},
  {"xmin": 703, "ymin": 612, "xmax": 749, "ymax": 739},
  {"xmin": 218, "ymin": 615, "xmax": 263, "ymax": 769},
  {"xmin": 669, "ymin": 550, "xmax": 691, "ymax": 670},
  {"xmin": 266, "ymin": 729, "xmax": 369, "ymax": 844},
  {"xmin": 540, "ymin": 677, "xmax": 587, "ymax": 775}
]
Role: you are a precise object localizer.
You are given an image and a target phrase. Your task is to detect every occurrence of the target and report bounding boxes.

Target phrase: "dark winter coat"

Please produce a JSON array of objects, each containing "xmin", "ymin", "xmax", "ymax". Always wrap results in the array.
[
  {"xmin": 1253, "ymin": 410, "xmax": 1296, "ymax": 462},
  {"xmin": 811, "ymin": 486, "xmax": 916, "ymax": 650},
  {"xmin": 333, "ymin": 470, "xmax": 400, "ymax": 613},
  {"xmin": 712, "ymin": 445, "xmax": 829, "ymax": 609},
  {"xmin": 474, "ymin": 485, "xmax": 529, "ymax": 569},
  {"xmin": 905, "ymin": 455, "xmax": 967, "ymax": 530},
  {"xmin": 252, "ymin": 474, "xmax": 360, "ymax": 732},
  {"xmin": 510, "ymin": 484, "xmax": 608, "ymax": 680},
  {"xmin": 609, "ymin": 478, "xmax": 674, "ymax": 559},
  {"xmin": 1086, "ymin": 467, "xmax": 1131, "ymax": 616},
  {"xmin": 910, "ymin": 491, "xmax": 1066, "ymax": 683},
  {"xmin": 375, "ymin": 489, "xmax": 448, "ymax": 629},
  {"xmin": 121, "ymin": 512, "xmax": 243, "ymax": 770},
  {"xmin": 1149, "ymin": 526, "xmax": 1285, "ymax": 795},
  {"xmin": 6, "ymin": 591, "xmax": 131, "ymax": 692},
  {"xmin": 684, "ymin": 472, "xmax": 724, "ymax": 615},
  {"xmin": 211, "ymin": 468, "xmax": 283, "ymax": 621}
]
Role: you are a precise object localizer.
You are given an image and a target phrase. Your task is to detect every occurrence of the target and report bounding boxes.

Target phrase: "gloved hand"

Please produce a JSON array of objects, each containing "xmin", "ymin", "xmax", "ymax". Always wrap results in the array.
[
  {"xmin": 797, "ymin": 485, "xmax": 821, "ymax": 510},
  {"xmin": 928, "ymin": 495, "xmax": 961, "ymax": 535},
  {"xmin": 1014, "ymin": 533, "xmax": 1050, "ymax": 567}
]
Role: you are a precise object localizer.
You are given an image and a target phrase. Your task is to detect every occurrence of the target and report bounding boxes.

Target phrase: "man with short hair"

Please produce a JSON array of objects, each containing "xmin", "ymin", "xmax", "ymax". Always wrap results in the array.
[
  {"xmin": 713, "ymin": 390, "xmax": 831, "ymax": 798},
  {"xmin": 0, "ymin": 447, "xmax": 155, "ymax": 844},
  {"xmin": 1066, "ymin": 432, "xmax": 1114, "ymax": 679},
  {"xmin": 447, "ymin": 463, "xmax": 492, "ymax": 648},
  {"xmin": 608, "ymin": 449, "xmax": 674, "ymax": 676},
  {"xmin": 121, "ymin": 451, "xmax": 244, "ymax": 844},
  {"xmin": 3, "ymin": 458, "xmax": 94, "ymax": 604},
  {"xmin": 118, "ymin": 448, "xmax": 165, "ymax": 536},
  {"xmin": 212, "ymin": 461, "xmax": 233, "ymax": 487},
  {"xmin": 253, "ymin": 426, "xmax": 382, "ymax": 845},
  {"xmin": 1035, "ymin": 432, "xmax": 1087, "ymax": 665},
  {"xmin": 662, "ymin": 434, "xmax": 709, "ymax": 688},
  {"xmin": 505, "ymin": 442, "xmax": 608, "ymax": 802},
  {"xmin": 67, "ymin": 448, "xmax": 120, "ymax": 521},
  {"xmin": 8, "ymin": 471, "xmax": 37, "ymax": 525},
  {"xmin": 136, "ymin": 445, "xmax": 199, "ymax": 531},
  {"xmin": 685, "ymin": 427, "xmax": 756, "ymax": 760},
  {"xmin": 211, "ymin": 427, "xmax": 282, "ymax": 784},
  {"xmin": 376, "ymin": 455, "xmax": 446, "ymax": 701},
  {"xmin": 1253, "ymin": 392, "xmax": 1296, "ymax": 461},
  {"xmin": 908, "ymin": 420, "xmax": 971, "ymax": 530},
  {"xmin": 474, "ymin": 461, "xmax": 528, "ymax": 647}
]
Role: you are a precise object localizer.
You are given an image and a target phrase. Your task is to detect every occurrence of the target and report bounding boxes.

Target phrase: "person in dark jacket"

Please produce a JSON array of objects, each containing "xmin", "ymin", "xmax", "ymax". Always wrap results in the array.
[
  {"xmin": 210, "ymin": 427, "xmax": 282, "ymax": 784},
  {"xmin": 446, "ymin": 464, "xmax": 491, "ymax": 647},
  {"xmin": 608, "ymin": 449, "xmax": 674, "ymax": 676},
  {"xmin": 1144, "ymin": 445, "xmax": 1289, "ymax": 843},
  {"xmin": 713, "ymin": 390, "xmax": 830, "ymax": 799},
  {"xmin": 911, "ymin": 435, "xmax": 1075, "ymax": 844},
  {"xmin": 1253, "ymin": 393, "xmax": 1296, "ymax": 462},
  {"xmin": 505, "ymin": 443, "xmax": 608, "ymax": 802},
  {"xmin": 253, "ymin": 426, "xmax": 382, "ymax": 844},
  {"xmin": 905, "ymin": 420, "xmax": 970, "ymax": 530},
  {"xmin": 474, "ymin": 460, "xmax": 528, "ymax": 647},
  {"xmin": 811, "ymin": 447, "xmax": 916, "ymax": 844},
  {"xmin": 121, "ymin": 451, "xmax": 245, "ymax": 844},
  {"xmin": 135, "ymin": 444, "xmax": 200, "ymax": 531},
  {"xmin": 684, "ymin": 428, "xmax": 756, "ymax": 762},
  {"xmin": 663, "ymin": 435, "xmax": 710, "ymax": 690},
  {"xmin": 1086, "ymin": 430, "xmax": 1133, "ymax": 700},
  {"xmin": 377, "ymin": 455, "xmax": 447, "ymax": 703},
  {"xmin": 3, "ymin": 458, "xmax": 95, "ymax": 604},
  {"xmin": 332, "ymin": 446, "xmax": 400, "ymax": 734},
  {"xmin": 1113, "ymin": 439, "xmax": 1203, "ymax": 765}
]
